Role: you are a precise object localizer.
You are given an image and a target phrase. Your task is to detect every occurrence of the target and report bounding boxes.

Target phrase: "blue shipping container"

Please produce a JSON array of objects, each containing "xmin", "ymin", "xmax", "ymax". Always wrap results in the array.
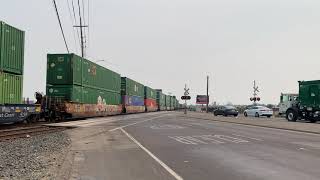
[{"xmin": 122, "ymin": 95, "xmax": 144, "ymax": 106}]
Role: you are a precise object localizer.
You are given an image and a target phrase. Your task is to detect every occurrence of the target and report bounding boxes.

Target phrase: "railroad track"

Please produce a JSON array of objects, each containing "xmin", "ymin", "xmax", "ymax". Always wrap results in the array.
[{"xmin": 0, "ymin": 126, "xmax": 67, "ymax": 141}]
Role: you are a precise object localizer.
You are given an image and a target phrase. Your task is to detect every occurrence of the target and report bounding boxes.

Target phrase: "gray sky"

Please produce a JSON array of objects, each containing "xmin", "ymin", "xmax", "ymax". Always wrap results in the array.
[{"xmin": 1, "ymin": 0, "xmax": 320, "ymax": 105}]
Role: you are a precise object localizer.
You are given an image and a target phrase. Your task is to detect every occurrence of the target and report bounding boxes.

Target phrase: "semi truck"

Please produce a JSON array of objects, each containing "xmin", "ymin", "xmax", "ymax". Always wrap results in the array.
[{"xmin": 286, "ymin": 80, "xmax": 320, "ymax": 123}]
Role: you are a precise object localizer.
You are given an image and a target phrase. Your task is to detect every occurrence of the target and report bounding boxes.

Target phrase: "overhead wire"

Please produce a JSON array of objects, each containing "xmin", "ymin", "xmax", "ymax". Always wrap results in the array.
[
  {"xmin": 87, "ymin": 0, "xmax": 90, "ymax": 56},
  {"xmin": 67, "ymin": 0, "xmax": 79, "ymax": 54},
  {"xmin": 71, "ymin": 0, "xmax": 81, "ymax": 49},
  {"xmin": 52, "ymin": 0, "xmax": 69, "ymax": 53},
  {"xmin": 82, "ymin": 0, "xmax": 87, "ymax": 53}
]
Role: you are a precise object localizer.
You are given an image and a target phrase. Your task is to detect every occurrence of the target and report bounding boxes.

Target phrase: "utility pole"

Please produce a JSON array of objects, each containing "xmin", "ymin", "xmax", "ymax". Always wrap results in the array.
[
  {"xmin": 206, "ymin": 75, "xmax": 209, "ymax": 113},
  {"xmin": 74, "ymin": 0, "xmax": 88, "ymax": 57}
]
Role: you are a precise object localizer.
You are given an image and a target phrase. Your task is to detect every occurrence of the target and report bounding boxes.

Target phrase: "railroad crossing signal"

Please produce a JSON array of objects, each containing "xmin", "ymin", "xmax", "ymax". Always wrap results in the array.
[
  {"xmin": 183, "ymin": 84, "xmax": 190, "ymax": 115},
  {"xmin": 184, "ymin": 87, "xmax": 190, "ymax": 96},
  {"xmin": 181, "ymin": 96, "xmax": 191, "ymax": 100},
  {"xmin": 250, "ymin": 80, "xmax": 261, "ymax": 103}
]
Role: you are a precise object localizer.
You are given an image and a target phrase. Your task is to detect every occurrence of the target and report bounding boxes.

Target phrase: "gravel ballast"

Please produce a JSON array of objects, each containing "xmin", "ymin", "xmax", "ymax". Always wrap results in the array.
[{"xmin": 0, "ymin": 131, "xmax": 71, "ymax": 180}]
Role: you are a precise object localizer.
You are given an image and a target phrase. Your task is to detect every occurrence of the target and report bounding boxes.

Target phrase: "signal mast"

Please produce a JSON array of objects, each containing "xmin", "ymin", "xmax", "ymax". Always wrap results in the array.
[{"xmin": 250, "ymin": 80, "xmax": 261, "ymax": 104}]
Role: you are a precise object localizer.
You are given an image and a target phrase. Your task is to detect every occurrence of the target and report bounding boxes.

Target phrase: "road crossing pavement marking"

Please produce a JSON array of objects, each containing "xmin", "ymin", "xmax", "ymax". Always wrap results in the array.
[
  {"xmin": 231, "ymin": 134, "xmax": 263, "ymax": 141},
  {"xmin": 213, "ymin": 135, "xmax": 249, "ymax": 143},
  {"xmin": 168, "ymin": 136, "xmax": 199, "ymax": 145},
  {"xmin": 169, "ymin": 134, "xmax": 253, "ymax": 145},
  {"xmin": 150, "ymin": 124, "xmax": 185, "ymax": 130},
  {"xmin": 120, "ymin": 128, "xmax": 184, "ymax": 180},
  {"xmin": 109, "ymin": 115, "xmax": 167, "ymax": 132},
  {"xmin": 193, "ymin": 135, "xmax": 225, "ymax": 144}
]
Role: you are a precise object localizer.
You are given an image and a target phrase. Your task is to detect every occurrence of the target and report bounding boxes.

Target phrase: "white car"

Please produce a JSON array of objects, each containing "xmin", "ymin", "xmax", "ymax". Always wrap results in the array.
[{"xmin": 244, "ymin": 106, "xmax": 273, "ymax": 118}]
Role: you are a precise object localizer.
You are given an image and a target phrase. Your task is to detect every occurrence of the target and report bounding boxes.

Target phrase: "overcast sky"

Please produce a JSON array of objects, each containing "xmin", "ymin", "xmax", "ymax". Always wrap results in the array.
[{"xmin": 1, "ymin": 0, "xmax": 320, "ymax": 105}]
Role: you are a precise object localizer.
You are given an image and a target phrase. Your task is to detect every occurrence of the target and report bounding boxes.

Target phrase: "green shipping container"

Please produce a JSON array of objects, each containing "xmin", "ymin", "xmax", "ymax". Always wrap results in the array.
[
  {"xmin": 47, "ymin": 54, "xmax": 82, "ymax": 85},
  {"xmin": 156, "ymin": 90, "xmax": 166, "ymax": 107},
  {"xmin": 0, "ymin": 72, "xmax": 22, "ymax": 104},
  {"xmin": 46, "ymin": 85, "xmax": 121, "ymax": 105},
  {"xmin": 172, "ymin": 96, "xmax": 176, "ymax": 108},
  {"xmin": 165, "ymin": 95, "xmax": 170, "ymax": 107},
  {"xmin": 82, "ymin": 59, "xmax": 121, "ymax": 91},
  {"xmin": 46, "ymin": 84, "xmax": 83, "ymax": 103},
  {"xmin": 144, "ymin": 86, "xmax": 157, "ymax": 100},
  {"xmin": 121, "ymin": 77, "xmax": 144, "ymax": 97},
  {"xmin": 170, "ymin": 96, "xmax": 174, "ymax": 108},
  {"xmin": 299, "ymin": 80, "xmax": 320, "ymax": 109},
  {"xmin": 83, "ymin": 86, "xmax": 121, "ymax": 105},
  {"xmin": 0, "ymin": 21, "xmax": 25, "ymax": 75}
]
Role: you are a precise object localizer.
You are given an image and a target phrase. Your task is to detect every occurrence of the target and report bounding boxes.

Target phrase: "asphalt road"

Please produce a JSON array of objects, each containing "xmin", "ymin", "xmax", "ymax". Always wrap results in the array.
[{"xmin": 62, "ymin": 112, "xmax": 320, "ymax": 180}]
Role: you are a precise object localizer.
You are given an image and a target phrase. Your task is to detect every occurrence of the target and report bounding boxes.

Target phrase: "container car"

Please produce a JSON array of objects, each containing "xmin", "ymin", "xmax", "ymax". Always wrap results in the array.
[
  {"xmin": 121, "ymin": 77, "xmax": 145, "ymax": 113},
  {"xmin": 156, "ymin": 89, "xmax": 166, "ymax": 111},
  {"xmin": 0, "ymin": 22, "xmax": 40, "ymax": 124},
  {"xmin": 144, "ymin": 86, "xmax": 157, "ymax": 112},
  {"xmin": 0, "ymin": 104, "xmax": 41, "ymax": 124},
  {"xmin": 45, "ymin": 54, "xmax": 122, "ymax": 120},
  {"xmin": 165, "ymin": 95, "xmax": 171, "ymax": 110}
]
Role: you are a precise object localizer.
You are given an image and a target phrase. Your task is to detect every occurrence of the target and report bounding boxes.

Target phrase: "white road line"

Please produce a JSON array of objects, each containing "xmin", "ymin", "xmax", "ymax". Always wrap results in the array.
[
  {"xmin": 120, "ymin": 128, "xmax": 184, "ymax": 180},
  {"xmin": 109, "ymin": 115, "xmax": 166, "ymax": 132},
  {"xmin": 168, "ymin": 136, "xmax": 198, "ymax": 145},
  {"xmin": 213, "ymin": 135, "xmax": 249, "ymax": 143},
  {"xmin": 184, "ymin": 136, "xmax": 209, "ymax": 144},
  {"xmin": 193, "ymin": 135, "xmax": 224, "ymax": 144},
  {"xmin": 231, "ymin": 134, "xmax": 263, "ymax": 141}
]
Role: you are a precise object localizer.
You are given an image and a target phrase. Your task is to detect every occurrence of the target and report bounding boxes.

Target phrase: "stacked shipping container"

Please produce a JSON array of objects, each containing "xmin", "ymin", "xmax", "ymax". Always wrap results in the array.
[
  {"xmin": 172, "ymin": 96, "xmax": 177, "ymax": 110},
  {"xmin": 165, "ymin": 95, "xmax": 171, "ymax": 110},
  {"xmin": 121, "ymin": 77, "xmax": 145, "ymax": 113},
  {"xmin": 144, "ymin": 86, "xmax": 157, "ymax": 112},
  {"xmin": 0, "ymin": 21, "xmax": 24, "ymax": 104},
  {"xmin": 46, "ymin": 53, "xmax": 122, "ymax": 117},
  {"xmin": 156, "ymin": 89, "xmax": 166, "ymax": 111}
]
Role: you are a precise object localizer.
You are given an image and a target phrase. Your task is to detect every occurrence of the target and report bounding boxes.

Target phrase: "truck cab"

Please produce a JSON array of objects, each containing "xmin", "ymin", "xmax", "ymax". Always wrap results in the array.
[{"xmin": 279, "ymin": 93, "xmax": 298, "ymax": 116}]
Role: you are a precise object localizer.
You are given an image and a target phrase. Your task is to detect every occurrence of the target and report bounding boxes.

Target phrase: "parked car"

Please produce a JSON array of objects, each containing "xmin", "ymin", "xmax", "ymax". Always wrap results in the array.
[
  {"xmin": 214, "ymin": 106, "xmax": 239, "ymax": 117},
  {"xmin": 244, "ymin": 106, "xmax": 273, "ymax": 118}
]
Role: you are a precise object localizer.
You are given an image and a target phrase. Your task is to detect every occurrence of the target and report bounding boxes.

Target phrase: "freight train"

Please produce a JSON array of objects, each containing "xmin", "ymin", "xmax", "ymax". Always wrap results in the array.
[{"xmin": 0, "ymin": 21, "xmax": 180, "ymax": 124}]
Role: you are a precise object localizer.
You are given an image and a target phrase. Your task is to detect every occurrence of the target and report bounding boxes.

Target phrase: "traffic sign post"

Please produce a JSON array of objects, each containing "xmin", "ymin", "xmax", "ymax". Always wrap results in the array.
[
  {"xmin": 183, "ymin": 84, "xmax": 190, "ymax": 114},
  {"xmin": 250, "ymin": 80, "xmax": 261, "ymax": 104}
]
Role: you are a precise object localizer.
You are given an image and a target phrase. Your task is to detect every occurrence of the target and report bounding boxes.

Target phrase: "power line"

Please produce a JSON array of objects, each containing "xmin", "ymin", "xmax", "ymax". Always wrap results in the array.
[
  {"xmin": 82, "ymin": 0, "xmax": 87, "ymax": 49},
  {"xmin": 71, "ymin": 0, "xmax": 81, "ymax": 49},
  {"xmin": 52, "ymin": 0, "xmax": 69, "ymax": 53},
  {"xmin": 67, "ymin": 0, "xmax": 79, "ymax": 53},
  {"xmin": 87, "ymin": 0, "xmax": 90, "ymax": 55}
]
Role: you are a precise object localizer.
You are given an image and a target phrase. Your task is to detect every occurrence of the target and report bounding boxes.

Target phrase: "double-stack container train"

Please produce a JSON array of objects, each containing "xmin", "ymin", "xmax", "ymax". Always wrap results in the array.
[{"xmin": 0, "ymin": 21, "xmax": 180, "ymax": 124}]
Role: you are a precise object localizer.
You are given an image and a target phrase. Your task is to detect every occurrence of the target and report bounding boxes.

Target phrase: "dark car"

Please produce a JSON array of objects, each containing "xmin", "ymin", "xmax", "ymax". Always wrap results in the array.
[{"xmin": 214, "ymin": 106, "xmax": 239, "ymax": 117}]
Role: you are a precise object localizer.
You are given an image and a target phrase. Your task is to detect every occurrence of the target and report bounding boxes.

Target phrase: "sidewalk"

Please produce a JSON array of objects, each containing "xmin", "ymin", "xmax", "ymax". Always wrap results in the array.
[{"xmin": 181, "ymin": 112, "xmax": 320, "ymax": 134}]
